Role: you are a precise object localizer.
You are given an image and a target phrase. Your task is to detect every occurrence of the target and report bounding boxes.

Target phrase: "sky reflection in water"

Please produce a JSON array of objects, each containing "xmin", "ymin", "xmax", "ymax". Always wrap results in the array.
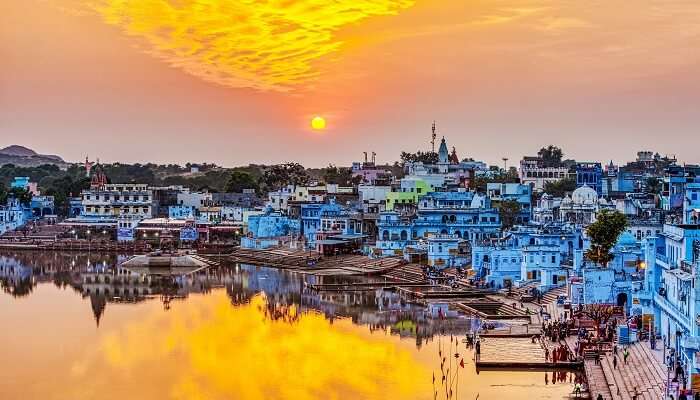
[{"xmin": 0, "ymin": 251, "xmax": 573, "ymax": 399}]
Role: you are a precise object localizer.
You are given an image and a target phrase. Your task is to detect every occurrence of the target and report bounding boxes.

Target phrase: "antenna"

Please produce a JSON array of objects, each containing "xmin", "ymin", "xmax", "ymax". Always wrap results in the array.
[{"xmin": 431, "ymin": 121, "xmax": 437, "ymax": 153}]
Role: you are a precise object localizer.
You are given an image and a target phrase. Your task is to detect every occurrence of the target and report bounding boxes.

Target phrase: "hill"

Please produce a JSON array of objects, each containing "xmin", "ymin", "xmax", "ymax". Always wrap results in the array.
[{"xmin": 0, "ymin": 145, "xmax": 68, "ymax": 168}]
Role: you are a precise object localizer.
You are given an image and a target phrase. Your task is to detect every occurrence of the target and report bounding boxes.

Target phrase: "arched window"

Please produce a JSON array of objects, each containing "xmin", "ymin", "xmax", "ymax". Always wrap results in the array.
[
  {"xmin": 382, "ymin": 230, "xmax": 389, "ymax": 241},
  {"xmin": 400, "ymin": 230, "xmax": 408, "ymax": 241}
]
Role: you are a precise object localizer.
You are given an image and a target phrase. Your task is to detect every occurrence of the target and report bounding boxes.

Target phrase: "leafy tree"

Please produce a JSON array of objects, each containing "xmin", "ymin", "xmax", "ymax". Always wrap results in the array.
[
  {"xmin": 224, "ymin": 171, "xmax": 259, "ymax": 193},
  {"xmin": 321, "ymin": 164, "xmax": 353, "ymax": 185},
  {"xmin": 400, "ymin": 151, "xmax": 439, "ymax": 165},
  {"xmin": 645, "ymin": 177, "xmax": 662, "ymax": 195},
  {"xmin": 471, "ymin": 169, "xmax": 520, "ymax": 192},
  {"xmin": 497, "ymin": 199, "xmax": 522, "ymax": 229},
  {"xmin": 8, "ymin": 187, "xmax": 32, "ymax": 206},
  {"xmin": 543, "ymin": 177, "xmax": 576, "ymax": 197},
  {"xmin": 538, "ymin": 145, "xmax": 564, "ymax": 167},
  {"xmin": 262, "ymin": 163, "xmax": 309, "ymax": 191},
  {"xmin": 585, "ymin": 209, "xmax": 628, "ymax": 267}
]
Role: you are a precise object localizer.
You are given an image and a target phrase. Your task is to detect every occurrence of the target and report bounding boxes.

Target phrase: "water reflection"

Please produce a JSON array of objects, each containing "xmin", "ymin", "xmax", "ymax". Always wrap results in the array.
[{"xmin": 0, "ymin": 251, "xmax": 576, "ymax": 400}]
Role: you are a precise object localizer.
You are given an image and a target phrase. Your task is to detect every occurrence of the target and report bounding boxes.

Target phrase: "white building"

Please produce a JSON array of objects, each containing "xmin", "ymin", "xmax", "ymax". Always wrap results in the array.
[
  {"xmin": 519, "ymin": 156, "xmax": 571, "ymax": 191},
  {"xmin": 81, "ymin": 183, "xmax": 154, "ymax": 229}
]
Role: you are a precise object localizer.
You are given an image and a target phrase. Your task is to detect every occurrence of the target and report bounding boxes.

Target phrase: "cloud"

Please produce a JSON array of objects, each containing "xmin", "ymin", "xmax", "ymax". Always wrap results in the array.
[{"xmin": 84, "ymin": 0, "xmax": 416, "ymax": 92}]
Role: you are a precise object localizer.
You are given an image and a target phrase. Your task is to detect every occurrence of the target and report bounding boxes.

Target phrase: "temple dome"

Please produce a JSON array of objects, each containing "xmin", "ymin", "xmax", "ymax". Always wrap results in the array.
[
  {"xmin": 617, "ymin": 231, "xmax": 637, "ymax": 246},
  {"xmin": 571, "ymin": 185, "xmax": 598, "ymax": 205}
]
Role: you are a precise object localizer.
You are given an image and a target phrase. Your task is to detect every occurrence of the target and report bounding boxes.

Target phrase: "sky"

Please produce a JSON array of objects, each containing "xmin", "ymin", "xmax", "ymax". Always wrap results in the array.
[{"xmin": 1, "ymin": 0, "xmax": 699, "ymax": 167}]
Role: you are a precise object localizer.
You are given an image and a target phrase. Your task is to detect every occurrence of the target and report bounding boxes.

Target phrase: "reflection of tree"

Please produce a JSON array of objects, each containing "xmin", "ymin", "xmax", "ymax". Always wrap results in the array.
[
  {"xmin": 259, "ymin": 298, "xmax": 300, "ymax": 325},
  {"xmin": 0, "ymin": 277, "xmax": 34, "ymax": 297}
]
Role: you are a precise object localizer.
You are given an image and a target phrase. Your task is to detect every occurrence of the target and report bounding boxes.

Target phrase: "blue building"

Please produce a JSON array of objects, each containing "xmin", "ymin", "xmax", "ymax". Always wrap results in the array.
[
  {"xmin": 640, "ymin": 221, "xmax": 700, "ymax": 385},
  {"xmin": 576, "ymin": 162, "xmax": 603, "ymax": 196},
  {"xmin": 486, "ymin": 182, "xmax": 532, "ymax": 224},
  {"xmin": 375, "ymin": 191, "xmax": 501, "ymax": 257},
  {"xmin": 570, "ymin": 231, "xmax": 646, "ymax": 310},
  {"xmin": 168, "ymin": 205, "xmax": 196, "ymax": 220},
  {"xmin": 242, "ymin": 208, "xmax": 300, "ymax": 249},
  {"xmin": 300, "ymin": 200, "xmax": 358, "ymax": 249},
  {"xmin": 0, "ymin": 197, "xmax": 27, "ymax": 235}
]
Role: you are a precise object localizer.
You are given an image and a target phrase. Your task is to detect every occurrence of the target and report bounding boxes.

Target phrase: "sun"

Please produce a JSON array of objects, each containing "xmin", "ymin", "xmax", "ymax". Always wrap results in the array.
[{"xmin": 311, "ymin": 116, "xmax": 326, "ymax": 130}]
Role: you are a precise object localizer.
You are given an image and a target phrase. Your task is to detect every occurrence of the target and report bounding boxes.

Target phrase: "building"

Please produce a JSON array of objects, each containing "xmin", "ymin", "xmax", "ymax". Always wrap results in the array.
[
  {"xmin": 242, "ymin": 208, "xmax": 300, "ymax": 249},
  {"xmin": 0, "ymin": 197, "xmax": 26, "ymax": 235},
  {"xmin": 559, "ymin": 185, "xmax": 611, "ymax": 225},
  {"xmin": 426, "ymin": 234, "xmax": 470, "ymax": 269},
  {"xmin": 644, "ymin": 222, "xmax": 700, "ymax": 383},
  {"xmin": 486, "ymin": 182, "xmax": 533, "ymax": 224},
  {"xmin": 375, "ymin": 191, "xmax": 501, "ymax": 255},
  {"xmin": 575, "ymin": 162, "xmax": 603, "ymax": 195},
  {"xmin": 385, "ymin": 176, "xmax": 432, "ymax": 211},
  {"xmin": 404, "ymin": 136, "xmax": 485, "ymax": 189},
  {"xmin": 72, "ymin": 173, "xmax": 154, "ymax": 233},
  {"xmin": 519, "ymin": 156, "xmax": 572, "ymax": 191}
]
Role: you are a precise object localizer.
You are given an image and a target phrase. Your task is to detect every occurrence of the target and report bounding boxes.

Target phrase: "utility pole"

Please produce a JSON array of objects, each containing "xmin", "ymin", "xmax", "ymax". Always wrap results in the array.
[{"xmin": 502, "ymin": 157, "xmax": 509, "ymax": 172}]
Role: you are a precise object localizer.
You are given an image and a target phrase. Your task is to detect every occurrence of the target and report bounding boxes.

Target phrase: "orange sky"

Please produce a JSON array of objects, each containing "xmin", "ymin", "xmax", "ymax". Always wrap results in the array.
[{"xmin": 1, "ymin": 0, "xmax": 699, "ymax": 167}]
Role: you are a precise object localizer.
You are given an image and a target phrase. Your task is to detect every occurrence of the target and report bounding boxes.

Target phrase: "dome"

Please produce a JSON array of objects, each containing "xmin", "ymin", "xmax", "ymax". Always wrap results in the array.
[
  {"xmin": 617, "ymin": 231, "xmax": 637, "ymax": 246},
  {"xmin": 571, "ymin": 185, "xmax": 598, "ymax": 205},
  {"xmin": 561, "ymin": 195, "xmax": 573, "ymax": 205}
]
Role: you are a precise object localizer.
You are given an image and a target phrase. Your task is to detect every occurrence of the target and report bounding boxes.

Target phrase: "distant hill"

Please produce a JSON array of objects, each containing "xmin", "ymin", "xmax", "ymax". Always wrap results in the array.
[{"xmin": 0, "ymin": 145, "xmax": 68, "ymax": 168}]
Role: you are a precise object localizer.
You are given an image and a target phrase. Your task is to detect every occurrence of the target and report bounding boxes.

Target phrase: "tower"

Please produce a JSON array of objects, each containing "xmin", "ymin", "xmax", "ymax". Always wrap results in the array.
[{"xmin": 431, "ymin": 121, "xmax": 437, "ymax": 153}]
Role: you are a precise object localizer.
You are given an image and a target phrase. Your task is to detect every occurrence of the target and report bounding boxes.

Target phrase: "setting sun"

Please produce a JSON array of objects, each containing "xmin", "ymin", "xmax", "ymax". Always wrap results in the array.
[{"xmin": 311, "ymin": 116, "xmax": 326, "ymax": 130}]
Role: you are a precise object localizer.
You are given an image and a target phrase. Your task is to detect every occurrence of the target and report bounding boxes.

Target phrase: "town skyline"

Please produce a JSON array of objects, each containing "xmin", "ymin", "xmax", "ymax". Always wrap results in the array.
[{"xmin": 3, "ymin": 1, "xmax": 700, "ymax": 167}]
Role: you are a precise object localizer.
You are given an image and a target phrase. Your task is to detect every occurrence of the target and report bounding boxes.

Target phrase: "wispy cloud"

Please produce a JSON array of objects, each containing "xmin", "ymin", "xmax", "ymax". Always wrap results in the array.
[{"xmin": 83, "ymin": 0, "xmax": 416, "ymax": 92}]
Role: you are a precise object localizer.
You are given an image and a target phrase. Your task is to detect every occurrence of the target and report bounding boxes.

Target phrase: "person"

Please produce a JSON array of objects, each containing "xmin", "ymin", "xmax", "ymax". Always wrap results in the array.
[
  {"xmin": 613, "ymin": 355, "xmax": 618, "ymax": 369},
  {"xmin": 679, "ymin": 391, "xmax": 688, "ymax": 400},
  {"xmin": 573, "ymin": 383, "xmax": 582, "ymax": 398},
  {"xmin": 597, "ymin": 394, "xmax": 604, "ymax": 400},
  {"xmin": 545, "ymin": 347, "xmax": 550, "ymax": 361},
  {"xmin": 475, "ymin": 340, "xmax": 481, "ymax": 361},
  {"xmin": 623, "ymin": 348, "xmax": 630, "ymax": 364}
]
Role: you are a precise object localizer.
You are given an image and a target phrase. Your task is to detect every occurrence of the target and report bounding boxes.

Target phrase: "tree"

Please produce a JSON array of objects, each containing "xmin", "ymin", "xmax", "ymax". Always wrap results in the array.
[
  {"xmin": 645, "ymin": 177, "xmax": 662, "ymax": 195},
  {"xmin": 262, "ymin": 163, "xmax": 309, "ymax": 191},
  {"xmin": 538, "ymin": 145, "xmax": 564, "ymax": 167},
  {"xmin": 321, "ymin": 164, "xmax": 353, "ymax": 185},
  {"xmin": 577, "ymin": 304, "xmax": 616, "ymax": 337},
  {"xmin": 543, "ymin": 177, "xmax": 576, "ymax": 197},
  {"xmin": 585, "ymin": 209, "xmax": 628, "ymax": 267},
  {"xmin": 400, "ymin": 151, "xmax": 439, "ymax": 165},
  {"xmin": 497, "ymin": 199, "xmax": 522, "ymax": 229},
  {"xmin": 225, "ymin": 171, "xmax": 258, "ymax": 193}
]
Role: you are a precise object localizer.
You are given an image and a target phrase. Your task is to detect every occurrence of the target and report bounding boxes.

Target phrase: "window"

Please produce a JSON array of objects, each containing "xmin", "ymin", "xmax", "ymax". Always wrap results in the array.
[{"xmin": 551, "ymin": 255, "xmax": 556, "ymax": 263}]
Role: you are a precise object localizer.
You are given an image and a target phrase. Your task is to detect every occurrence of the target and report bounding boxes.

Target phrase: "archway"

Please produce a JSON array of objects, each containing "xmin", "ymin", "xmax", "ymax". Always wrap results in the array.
[{"xmin": 616, "ymin": 292, "xmax": 628, "ymax": 307}]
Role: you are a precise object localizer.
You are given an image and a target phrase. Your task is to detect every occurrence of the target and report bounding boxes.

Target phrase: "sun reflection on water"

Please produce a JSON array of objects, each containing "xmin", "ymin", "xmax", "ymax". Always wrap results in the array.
[{"xmin": 71, "ymin": 292, "xmax": 428, "ymax": 400}]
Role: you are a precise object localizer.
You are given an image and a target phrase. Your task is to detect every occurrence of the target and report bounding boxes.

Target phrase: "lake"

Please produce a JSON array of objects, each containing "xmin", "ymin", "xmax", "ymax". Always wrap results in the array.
[{"xmin": 0, "ymin": 251, "xmax": 576, "ymax": 399}]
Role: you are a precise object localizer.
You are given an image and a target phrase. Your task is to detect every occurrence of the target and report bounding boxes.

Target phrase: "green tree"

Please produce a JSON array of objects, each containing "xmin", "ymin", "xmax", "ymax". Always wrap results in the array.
[
  {"xmin": 538, "ymin": 145, "xmax": 564, "ymax": 167},
  {"xmin": 585, "ymin": 209, "xmax": 628, "ymax": 267},
  {"xmin": 400, "ymin": 151, "xmax": 439, "ymax": 165},
  {"xmin": 543, "ymin": 177, "xmax": 576, "ymax": 197},
  {"xmin": 645, "ymin": 177, "xmax": 662, "ymax": 195},
  {"xmin": 262, "ymin": 163, "xmax": 309, "ymax": 191},
  {"xmin": 497, "ymin": 199, "xmax": 522, "ymax": 229},
  {"xmin": 321, "ymin": 164, "xmax": 353, "ymax": 185},
  {"xmin": 224, "ymin": 171, "xmax": 258, "ymax": 193}
]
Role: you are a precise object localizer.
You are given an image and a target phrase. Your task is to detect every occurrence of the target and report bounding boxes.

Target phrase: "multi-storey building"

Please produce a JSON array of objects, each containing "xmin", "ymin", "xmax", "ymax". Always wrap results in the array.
[
  {"xmin": 519, "ymin": 156, "xmax": 572, "ymax": 191},
  {"xmin": 80, "ymin": 183, "xmax": 153, "ymax": 229},
  {"xmin": 576, "ymin": 162, "xmax": 603, "ymax": 196},
  {"xmin": 375, "ymin": 191, "xmax": 501, "ymax": 258}
]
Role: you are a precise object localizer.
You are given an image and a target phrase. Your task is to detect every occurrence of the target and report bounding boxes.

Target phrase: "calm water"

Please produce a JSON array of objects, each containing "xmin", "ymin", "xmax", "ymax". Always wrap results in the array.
[{"xmin": 0, "ymin": 251, "xmax": 575, "ymax": 400}]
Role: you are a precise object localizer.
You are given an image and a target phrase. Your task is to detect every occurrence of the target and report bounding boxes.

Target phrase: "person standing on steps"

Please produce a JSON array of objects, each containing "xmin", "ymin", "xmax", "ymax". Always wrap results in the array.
[
  {"xmin": 613, "ymin": 354, "xmax": 618, "ymax": 369},
  {"xmin": 623, "ymin": 348, "xmax": 630, "ymax": 364}
]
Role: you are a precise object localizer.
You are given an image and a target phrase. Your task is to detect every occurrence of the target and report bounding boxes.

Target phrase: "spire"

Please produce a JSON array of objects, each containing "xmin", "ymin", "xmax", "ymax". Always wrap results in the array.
[{"xmin": 438, "ymin": 136, "xmax": 449, "ymax": 163}]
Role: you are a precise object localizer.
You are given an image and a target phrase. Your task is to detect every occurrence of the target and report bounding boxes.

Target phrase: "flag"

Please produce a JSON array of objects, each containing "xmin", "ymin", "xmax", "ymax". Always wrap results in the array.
[{"xmin": 460, "ymin": 358, "xmax": 465, "ymax": 368}]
